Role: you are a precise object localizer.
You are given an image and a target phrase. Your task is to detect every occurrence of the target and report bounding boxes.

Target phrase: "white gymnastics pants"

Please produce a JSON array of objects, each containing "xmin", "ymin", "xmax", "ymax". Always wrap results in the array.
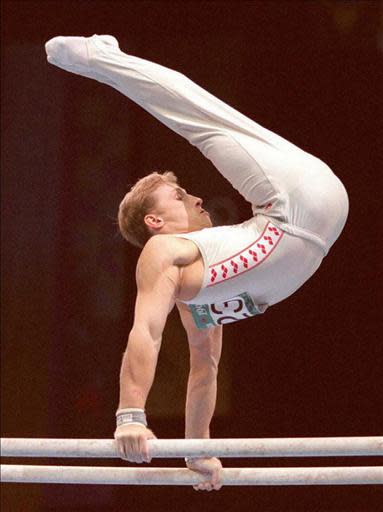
[{"xmin": 45, "ymin": 35, "xmax": 349, "ymax": 256}]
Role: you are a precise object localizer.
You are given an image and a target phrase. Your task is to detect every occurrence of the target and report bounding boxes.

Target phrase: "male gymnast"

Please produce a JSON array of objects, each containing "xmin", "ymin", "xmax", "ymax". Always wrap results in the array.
[{"xmin": 45, "ymin": 35, "xmax": 349, "ymax": 491}]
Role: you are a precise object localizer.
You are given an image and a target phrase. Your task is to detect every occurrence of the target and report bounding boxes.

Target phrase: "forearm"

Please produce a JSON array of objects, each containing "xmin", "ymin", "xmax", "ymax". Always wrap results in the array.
[
  {"xmin": 118, "ymin": 326, "xmax": 160, "ymax": 410},
  {"xmin": 185, "ymin": 368, "xmax": 218, "ymax": 438}
]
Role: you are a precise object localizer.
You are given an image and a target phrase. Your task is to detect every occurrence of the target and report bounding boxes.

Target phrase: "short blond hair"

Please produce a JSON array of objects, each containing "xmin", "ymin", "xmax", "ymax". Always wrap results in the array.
[{"xmin": 118, "ymin": 171, "xmax": 178, "ymax": 248}]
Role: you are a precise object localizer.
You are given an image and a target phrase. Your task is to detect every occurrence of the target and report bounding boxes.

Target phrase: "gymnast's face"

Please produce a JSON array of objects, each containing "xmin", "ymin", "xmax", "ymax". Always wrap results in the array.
[{"xmin": 144, "ymin": 182, "xmax": 212, "ymax": 235}]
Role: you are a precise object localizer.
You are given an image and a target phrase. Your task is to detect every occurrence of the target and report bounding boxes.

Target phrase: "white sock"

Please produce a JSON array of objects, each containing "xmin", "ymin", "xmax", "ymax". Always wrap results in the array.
[{"xmin": 45, "ymin": 35, "xmax": 119, "ymax": 73}]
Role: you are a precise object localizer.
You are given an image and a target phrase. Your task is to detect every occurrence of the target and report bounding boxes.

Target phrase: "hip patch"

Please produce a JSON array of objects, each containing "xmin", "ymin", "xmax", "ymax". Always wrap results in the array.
[{"xmin": 189, "ymin": 292, "xmax": 268, "ymax": 329}]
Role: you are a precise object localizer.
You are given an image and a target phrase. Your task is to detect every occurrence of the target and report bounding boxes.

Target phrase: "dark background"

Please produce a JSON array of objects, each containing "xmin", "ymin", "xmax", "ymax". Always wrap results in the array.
[{"xmin": 1, "ymin": 0, "xmax": 382, "ymax": 510}]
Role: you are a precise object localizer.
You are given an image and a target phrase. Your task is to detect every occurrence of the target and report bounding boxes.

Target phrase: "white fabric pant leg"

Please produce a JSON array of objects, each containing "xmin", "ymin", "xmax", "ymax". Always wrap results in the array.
[{"xmin": 46, "ymin": 35, "xmax": 349, "ymax": 254}]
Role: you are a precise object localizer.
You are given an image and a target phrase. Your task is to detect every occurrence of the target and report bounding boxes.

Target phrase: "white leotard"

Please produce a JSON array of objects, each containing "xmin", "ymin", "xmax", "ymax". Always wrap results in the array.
[
  {"xmin": 173, "ymin": 215, "xmax": 325, "ymax": 327},
  {"xmin": 45, "ymin": 35, "xmax": 349, "ymax": 328}
]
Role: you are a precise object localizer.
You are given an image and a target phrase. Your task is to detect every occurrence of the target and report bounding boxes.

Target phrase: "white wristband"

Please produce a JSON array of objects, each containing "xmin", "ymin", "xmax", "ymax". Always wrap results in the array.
[
  {"xmin": 117, "ymin": 422, "xmax": 147, "ymax": 428},
  {"xmin": 116, "ymin": 408, "xmax": 147, "ymax": 428}
]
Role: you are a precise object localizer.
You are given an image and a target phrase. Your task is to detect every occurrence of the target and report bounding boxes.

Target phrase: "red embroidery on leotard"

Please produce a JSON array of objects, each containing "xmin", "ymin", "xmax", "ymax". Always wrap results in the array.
[
  {"xmin": 257, "ymin": 243, "xmax": 266, "ymax": 254},
  {"xmin": 268, "ymin": 226, "xmax": 280, "ymax": 235},
  {"xmin": 248, "ymin": 250, "xmax": 258, "ymax": 262},
  {"xmin": 207, "ymin": 222, "xmax": 284, "ymax": 287},
  {"xmin": 239, "ymin": 255, "xmax": 248, "ymax": 268}
]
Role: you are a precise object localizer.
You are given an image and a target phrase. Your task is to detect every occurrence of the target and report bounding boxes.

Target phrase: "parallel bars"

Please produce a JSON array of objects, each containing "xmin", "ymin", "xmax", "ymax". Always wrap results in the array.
[{"xmin": 2, "ymin": 437, "xmax": 382, "ymax": 486}]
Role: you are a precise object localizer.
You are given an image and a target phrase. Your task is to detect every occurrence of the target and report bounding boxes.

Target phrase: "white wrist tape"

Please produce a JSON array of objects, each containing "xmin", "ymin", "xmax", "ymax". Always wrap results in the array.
[{"xmin": 116, "ymin": 408, "xmax": 147, "ymax": 427}]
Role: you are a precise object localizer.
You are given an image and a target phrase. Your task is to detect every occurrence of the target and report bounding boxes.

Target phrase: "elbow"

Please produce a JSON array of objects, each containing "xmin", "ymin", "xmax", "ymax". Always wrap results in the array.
[
  {"xmin": 188, "ymin": 365, "xmax": 218, "ymax": 390},
  {"xmin": 129, "ymin": 324, "xmax": 162, "ymax": 352},
  {"xmin": 190, "ymin": 337, "xmax": 221, "ymax": 368},
  {"xmin": 189, "ymin": 352, "xmax": 219, "ymax": 379}
]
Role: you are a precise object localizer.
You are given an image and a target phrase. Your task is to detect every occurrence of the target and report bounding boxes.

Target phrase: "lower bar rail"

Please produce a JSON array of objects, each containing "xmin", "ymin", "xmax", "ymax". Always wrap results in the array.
[{"xmin": 1, "ymin": 465, "xmax": 383, "ymax": 486}]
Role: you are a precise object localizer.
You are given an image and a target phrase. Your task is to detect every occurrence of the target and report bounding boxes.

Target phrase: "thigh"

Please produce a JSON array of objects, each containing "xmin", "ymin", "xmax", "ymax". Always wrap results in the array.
[
  {"xmin": 288, "ymin": 168, "xmax": 349, "ymax": 252},
  {"xmin": 200, "ymin": 129, "xmax": 316, "ymax": 223}
]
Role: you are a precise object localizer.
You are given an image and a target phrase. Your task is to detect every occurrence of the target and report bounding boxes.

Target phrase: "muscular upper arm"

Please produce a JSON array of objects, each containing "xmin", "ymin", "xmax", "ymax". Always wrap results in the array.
[
  {"xmin": 176, "ymin": 300, "xmax": 223, "ymax": 370},
  {"xmin": 133, "ymin": 236, "xmax": 179, "ymax": 343}
]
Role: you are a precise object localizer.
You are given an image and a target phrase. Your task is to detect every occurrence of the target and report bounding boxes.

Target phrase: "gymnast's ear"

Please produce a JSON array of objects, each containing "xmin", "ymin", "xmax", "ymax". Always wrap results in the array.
[{"xmin": 144, "ymin": 213, "xmax": 165, "ymax": 230}]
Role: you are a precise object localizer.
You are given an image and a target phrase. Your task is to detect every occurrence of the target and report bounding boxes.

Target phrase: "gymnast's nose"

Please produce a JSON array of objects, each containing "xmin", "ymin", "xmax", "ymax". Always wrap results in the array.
[{"xmin": 195, "ymin": 196, "xmax": 203, "ymax": 208}]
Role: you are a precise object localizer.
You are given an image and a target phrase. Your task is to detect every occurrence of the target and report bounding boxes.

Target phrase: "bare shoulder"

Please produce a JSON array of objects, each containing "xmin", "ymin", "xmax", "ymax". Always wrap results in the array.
[{"xmin": 139, "ymin": 234, "xmax": 199, "ymax": 267}]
